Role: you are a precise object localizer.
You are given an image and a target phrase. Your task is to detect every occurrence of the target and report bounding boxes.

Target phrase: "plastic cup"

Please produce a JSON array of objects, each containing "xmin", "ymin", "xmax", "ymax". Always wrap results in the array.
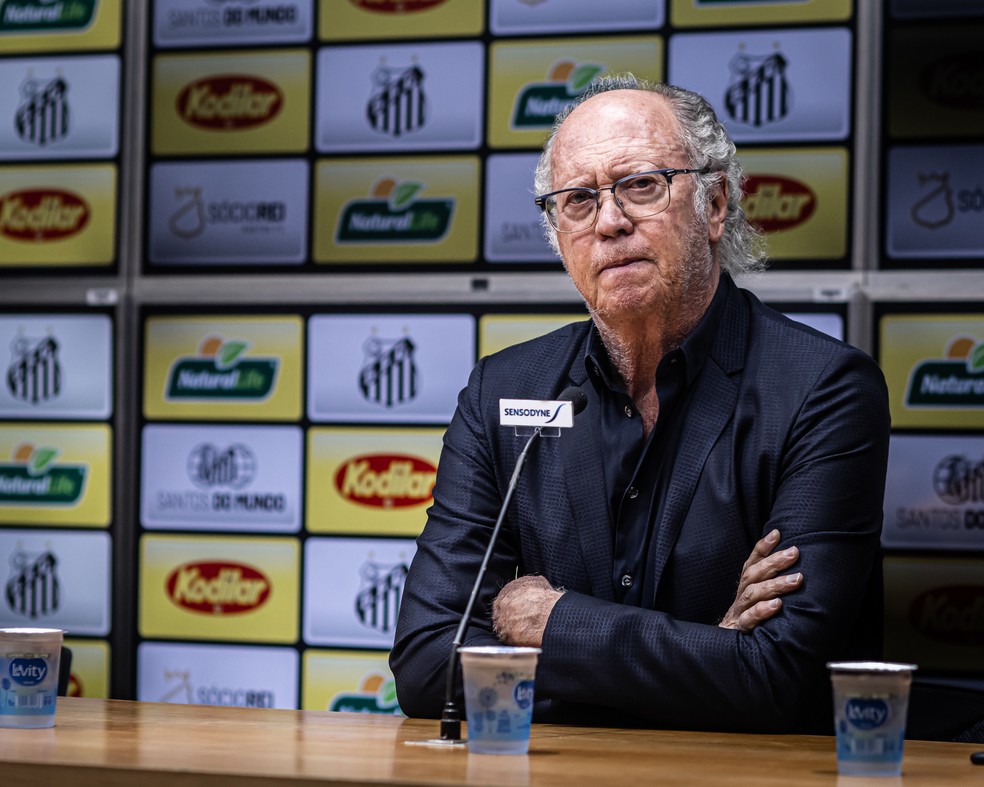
[
  {"xmin": 459, "ymin": 645, "xmax": 541, "ymax": 755},
  {"xmin": 828, "ymin": 661, "xmax": 917, "ymax": 777},
  {"xmin": 0, "ymin": 627, "xmax": 64, "ymax": 729}
]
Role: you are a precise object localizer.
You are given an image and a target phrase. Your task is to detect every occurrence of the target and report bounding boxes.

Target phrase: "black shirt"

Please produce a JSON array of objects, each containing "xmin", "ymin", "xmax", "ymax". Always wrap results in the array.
[{"xmin": 583, "ymin": 279, "xmax": 728, "ymax": 607}]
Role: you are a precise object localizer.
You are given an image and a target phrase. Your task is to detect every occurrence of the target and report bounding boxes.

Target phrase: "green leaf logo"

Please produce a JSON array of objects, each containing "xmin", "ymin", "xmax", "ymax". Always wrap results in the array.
[
  {"xmin": 378, "ymin": 679, "xmax": 399, "ymax": 709},
  {"xmin": 969, "ymin": 342, "xmax": 984, "ymax": 373},
  {"xmin": 217, "ymin": 340, "xmax": 248, "ymax": 369},
  {"xmin": 392, "ymin": 182, "xmax": 423, "ymax": 209},
  {"xmin": 29, "ymin": 447, "xmax": 59, "ymax": 476},
  {"xmin": 570, "ymin": 64, "xmax": 604, "ymax": 93}
]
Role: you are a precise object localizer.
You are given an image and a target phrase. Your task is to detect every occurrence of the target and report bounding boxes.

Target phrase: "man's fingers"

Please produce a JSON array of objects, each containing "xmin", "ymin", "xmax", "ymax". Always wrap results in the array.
[
  {"xmin": 741, "ymin": 528, "xmax": 781, "ymax": 572},
  {"xmin": 736, "ymin": 598, "xmax": 783, "ymax": 632},
  {"xmin": 740, "ymin": 545, "xmax": 799, "ymax": 587}
]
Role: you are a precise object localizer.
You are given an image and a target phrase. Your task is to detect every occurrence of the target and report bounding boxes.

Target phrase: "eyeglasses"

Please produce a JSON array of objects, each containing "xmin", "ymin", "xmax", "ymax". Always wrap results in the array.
[{"xmin": 534, "ymin": 167, "xmax": 709, "ymax": 233}]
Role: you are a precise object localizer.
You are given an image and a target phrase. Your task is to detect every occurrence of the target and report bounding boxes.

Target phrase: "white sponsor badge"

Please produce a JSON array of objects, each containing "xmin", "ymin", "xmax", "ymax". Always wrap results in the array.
[{"xmin": 499, "ymin": 398, "xmax": 575, "ymax": 428}]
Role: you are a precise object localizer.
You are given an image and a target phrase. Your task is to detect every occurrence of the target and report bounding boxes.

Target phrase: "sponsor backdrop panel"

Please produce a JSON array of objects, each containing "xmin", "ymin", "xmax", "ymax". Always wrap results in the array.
[
  {"xmin": 152, "ymin": 0, "xmax": 314, "ymax": 48},
  {"xmin": 891, "ymin": 0, "xmax": 984, "ymax": 18},
  {"xmin": 143, "ymin": 315, "xmax": 303, "ymax": 422},
  {"xmin": 884, "ymin": 555, "xmax": 984, "ymax": 672},
  {"xmin": 306, "ymin": 313, "xmax": 474, "ymax": 424},
  {"xmin": 0, "ymin": 528, "xmax": 111, "ymax": 635},
  {"xmin": 884, "ymin": 434, "xmax": 984, "ymax": 551},
  {"xmin": 479, "ymin": 314, "xmax": 588, "ymax": 357},
  {"xmin": 885, "ymin": 145, "xmax": 984, "ymax": 263},
  {"xmin": 318, "ymin": 0, "xmax": 484, "ymax": 41},
  {"xmin": 490, "ymin": 0, "xmax": 664, "ymax": 35},
  {"xmin": 312, "ymin": 156, "xmax": 480, "ymax": 264},
  {"xmin": 0, "ymin": 55, "xmax": 120, "ymax": 161},
  {"xmin": 738, "ymin": 147, "xmax": 850, "ymax": 264},
  {"xmin": 484, "ymin": 153, "xmax": 556, "ymax": 263},
  {"xmin": 141, "ymin": 424, "xmax": 303, "ymax": 533},
  {"xmin": 315, "ymin": 42, "xmax": 485, "ymax": 154},
  {"xmin": 139, "ymin": 534, "xmax": 300, "ymax": 643},
  {"xmin": 302, "ymin": 649, "xmax": 402, "ymax": 714},
  {"xmin": 0, "ymin": 0, "xmax": 121, "ymax": 53},
  {"xmin": 781, "ymin": 312, "xmax": 844, "ymax": 341},
  {"xmin": 878, "ymin": 312, "xmax": 984, "ymax": 429},
  {"xmin": 487, "ymin": 37, "xmax": 663, "ymax": 150},
  {"xmin": 0, "ymin": 314, "xmax": 113, "ymax": 420},
  {"xmin": 668, "ymin": 28, "xmax": 852, "ymax": 144},
  {"xmin": 151, "ymin": 49, "xmax": 311, "ymax": 155},
  {"xmin": 670, "ymin": 0, "xmax": 851, "ymax": 27},
  {"xmin": 62, "ymin": 639, "xmax": 110, "ymax": 698},
  {"xmin": 887, "ymin": 25, "xmax": 984, "ymax": 140},
  {"xmin": 0, "ymin": 423, "xmax": 111, "ymax": 527},
  {"xmin": 0, "ymin": 163, "xmax": 117, "ymax": 266},
  {"xmin": 306, "ymin": 427, "xmax": 441, "ymax": 536},
  {"xmin": 302, "ymin": 536, "xmax": 415, "ymax": 649},
  {"xmin": 148, "ymin": 159, "xmax": 309, "ymax": 267},
  {"xmin": 138, "ymin": 641, "xmax": 298, "ymax": 709}
]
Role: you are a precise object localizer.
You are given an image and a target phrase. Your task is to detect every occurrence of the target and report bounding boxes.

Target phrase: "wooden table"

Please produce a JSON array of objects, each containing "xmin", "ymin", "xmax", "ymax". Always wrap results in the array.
[{"xmin": 0, "ymin": 697, "xmax": 980, "ymax": 785}]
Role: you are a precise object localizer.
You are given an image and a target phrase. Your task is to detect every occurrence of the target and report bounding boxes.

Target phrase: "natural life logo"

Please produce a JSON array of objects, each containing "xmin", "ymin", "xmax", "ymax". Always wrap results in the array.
[
  {"xmin": 328, "ymin": 672, "xmax": 403, "ymax": 715},
  {"xmin": 15, "ymin": 70, "xmax": 69, "ymax": 148},
  {"xmin": 165, "ymin": 336, "xmax": 278, "ymax": 401},
  {"xmin": 336, "ymin": 178, "xmax": 453, "ymax": 244},
  {"xmin": 906, "ymin": 335, "xmax": 984, "ymax": 408},
  {"xmin": 0, "ymin": 0, "xmax": 97, "ymax": 32},
  {"xmin": 7, "ymin": 330, "xmax": 62, "ymax": 406},
  {"xmin": 0, "ymin": 443, "xmax": 86, "ymax": 505},
  {"xmin": 725, "ymin": 43, "xmax": 792, "ymax": 128},
  {"xmin": 512, "ymin": 60, "xmax": 604, "ymax": 129}
]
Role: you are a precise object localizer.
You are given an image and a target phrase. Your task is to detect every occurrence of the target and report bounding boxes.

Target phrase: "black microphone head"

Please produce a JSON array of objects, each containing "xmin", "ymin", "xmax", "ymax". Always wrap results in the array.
[{"xmin": 557, "ymin": 386, "xmax": 587, "ymax": 417}]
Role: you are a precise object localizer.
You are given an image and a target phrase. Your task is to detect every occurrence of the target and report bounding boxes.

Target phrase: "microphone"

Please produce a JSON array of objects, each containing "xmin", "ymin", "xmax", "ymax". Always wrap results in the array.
[{"xmin": 438, "ymin": 386, "xmax": 587, "ymax": 743}]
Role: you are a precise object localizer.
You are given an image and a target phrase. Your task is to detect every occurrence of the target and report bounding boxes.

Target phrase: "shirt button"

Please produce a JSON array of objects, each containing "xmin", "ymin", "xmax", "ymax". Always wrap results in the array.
[
  {"xmin": 624, "ymin": 405, "xmax": 633, "ymax": 418},
  {"xmin": 621, "ymin": 574, "xmax": 633, "ymax": 588},
  {"xmin": 627, "ymin": 487, "xmax": 639, "ymax": 499}
]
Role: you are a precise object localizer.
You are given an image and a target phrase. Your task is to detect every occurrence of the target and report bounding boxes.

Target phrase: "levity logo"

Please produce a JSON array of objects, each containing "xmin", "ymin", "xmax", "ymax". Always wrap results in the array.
[
  {"xmin": 0, "ymin": 188, "xmax": 90, "ymax": 242},
  {"xmin": 177, "ymin": 75, "xmax": 283, "ymax": 130},
  {"xmin": 350, "ymin": 0, "xmax": 446, "ymax": 12},
  {"xmin": 905, "ymin": 335, "xmax": 984, "ymax": 408},
  {"xmin": 743, "ymin": 175, "xmax": 816, "ymax": 233},
  {"xmin": 908, "ymin": 585, "xmax": 984, "ymax": 646},
  {"xmin": 328, "ymin": 672, "xmax": 402, "ymax": 715},
  {"xmin": 336, "ymin": 178, "xmax": 453, "ymax": 244},
  {"xmin": 335, "ymin": 453, "xmax": 437, "ymax": 509},
  {"xmin": 0, "ymin": 442, "xmax": 86, "ymax": 505},
  {"xmin": 512, "ymin": 61, "xmax": 604, "ymax": 129},
  {"xmin": 844, "ymin": 698, "xmax": 889, "ymax": 730},
  {"xmin": 164, "ymin": 336, "xmax": 279, "ymax": 401},
  {"xmin": 165, "ymin": 560, "xmax": 271, "ymax": 615},
  {"xmin": 8, "ymin": 657, "xmax": 48, "ymax": 686},
  {"xmin": 499, "ymin": 398, "xmax": 574, "ymax": 428},
  {"xmin": 0, "ymin": 0, "xmax": 97, "ymax": 32}
]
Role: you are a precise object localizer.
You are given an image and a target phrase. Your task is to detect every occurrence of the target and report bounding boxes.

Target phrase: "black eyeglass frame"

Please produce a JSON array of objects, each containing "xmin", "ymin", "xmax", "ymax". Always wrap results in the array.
[{"xmin": 534, "ymin": 167, "xmax": 710, "ymax": 233}]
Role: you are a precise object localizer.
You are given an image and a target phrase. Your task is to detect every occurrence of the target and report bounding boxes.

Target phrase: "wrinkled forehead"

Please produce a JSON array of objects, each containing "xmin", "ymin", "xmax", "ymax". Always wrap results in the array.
[{"xmin": 551, "ymin": 90, "xmax": 687, "ymax": 169}]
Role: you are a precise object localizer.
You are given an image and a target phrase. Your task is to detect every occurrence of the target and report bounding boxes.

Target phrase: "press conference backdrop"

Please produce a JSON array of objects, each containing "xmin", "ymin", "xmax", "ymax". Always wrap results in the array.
[{"xmin": 0, "ymin": 0, "xmax": 981, "ymax": 713}]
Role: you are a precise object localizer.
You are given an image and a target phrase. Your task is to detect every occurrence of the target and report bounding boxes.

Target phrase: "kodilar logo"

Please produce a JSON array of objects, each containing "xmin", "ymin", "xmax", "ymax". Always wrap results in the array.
[
  {"xmin": 742, "ymin": 175, "xmax": 816, "ymax": 233},
  {"xmin": 164, "ymin": 336, "xmax": 279, "ymax": 401},
  {"xmin": 177, "ymin": 75, "xmax": 283, "ymax": 130},
  {"xmin": 0, "ymin": 188, "xmax": 90, "ymax": 242},
  {"xmin": 335, "ymin": 453, "xmax": 437, "ymax": 508},
  {"xmin": 0, "ymin": 0, "xmax": 97, "ymax": 32},
  {"xmin": 165, "ymin": 560, "xmax": 271, "ymax": 615},
  {"xmin": 512, "ymin": 61, "xmax": 604, "ymax": 129},
  {"xmin": 350, "ymin": 0, "xmax": 446, "ymax": 13},
  {"xmin": 336, "ymin": 177, "xmax": 453, "ymax": 244},
  {"xmin": 905, "ymin": 335, "xmax": 984, "ymax": 408},
  {"xmin": 0, "ymin": 442, "xmax": 86, "ymax": 505}
]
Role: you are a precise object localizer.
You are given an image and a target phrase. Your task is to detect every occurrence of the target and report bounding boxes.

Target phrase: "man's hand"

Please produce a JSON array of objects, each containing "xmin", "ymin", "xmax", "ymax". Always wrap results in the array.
[
  {"xmin": 718, "ymin": 529, "xmax": 802, "ymax": 633},
  {"xmin": 492, "ymin": 575, "xmax": 564, "ymax": 647}
]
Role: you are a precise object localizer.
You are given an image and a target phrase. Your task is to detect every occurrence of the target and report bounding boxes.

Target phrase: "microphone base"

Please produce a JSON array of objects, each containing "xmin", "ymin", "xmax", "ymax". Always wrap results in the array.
[{"xmin": 404, "ymin": 737, "xmax": 467, "ymax": 748}]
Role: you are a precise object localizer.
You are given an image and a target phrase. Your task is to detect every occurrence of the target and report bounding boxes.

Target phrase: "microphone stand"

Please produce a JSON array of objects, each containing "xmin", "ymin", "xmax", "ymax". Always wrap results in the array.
[{"xmin": 438, "ymin": 426, "xmax": 542, "ymax": 743}]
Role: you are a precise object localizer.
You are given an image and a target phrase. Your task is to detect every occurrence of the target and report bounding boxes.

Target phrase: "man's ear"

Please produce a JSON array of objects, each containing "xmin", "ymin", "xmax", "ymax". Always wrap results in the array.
[{"xmin": 707, "ymin": 176, "xmax": 728, "ymax": 243}]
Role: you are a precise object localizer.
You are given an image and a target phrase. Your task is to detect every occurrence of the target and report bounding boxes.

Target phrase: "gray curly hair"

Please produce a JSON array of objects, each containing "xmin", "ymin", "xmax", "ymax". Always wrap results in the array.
[{"xmin": 533, "ymin": 74, "xmax": 766, "ymax": 276}]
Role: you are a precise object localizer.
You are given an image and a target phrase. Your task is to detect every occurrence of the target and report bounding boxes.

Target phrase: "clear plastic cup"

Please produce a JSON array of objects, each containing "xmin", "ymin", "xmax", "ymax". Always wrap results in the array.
[
  {"xmin": 828, "ymin": 661, "xmax": 917, "ymax": 777},
  {"xmin": 459, "ymin": 646, "xmax": 541, "ymax": 755},
  {"xmin": 0, "ymin": 627, "xmax": 64, "ymax": 729}
]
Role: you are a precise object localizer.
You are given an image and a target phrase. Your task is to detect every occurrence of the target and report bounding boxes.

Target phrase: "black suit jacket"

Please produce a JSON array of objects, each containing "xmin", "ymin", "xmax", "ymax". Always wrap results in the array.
[{"xmin": 390, "ymin": 275, "xmax": 890, "ymax": 734}]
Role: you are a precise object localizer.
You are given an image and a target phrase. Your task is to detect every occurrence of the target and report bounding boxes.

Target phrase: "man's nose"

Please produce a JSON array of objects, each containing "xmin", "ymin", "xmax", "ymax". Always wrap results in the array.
[{"xmin": 594, "ymin": 188, "xmax": 632, "ymax": 233}]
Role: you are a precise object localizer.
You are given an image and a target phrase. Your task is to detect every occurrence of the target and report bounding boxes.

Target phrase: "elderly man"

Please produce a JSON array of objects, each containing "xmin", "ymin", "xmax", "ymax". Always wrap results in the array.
[{"xmin": 390, "ymin": 75, "xmax": 889, "ymax": 733}]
